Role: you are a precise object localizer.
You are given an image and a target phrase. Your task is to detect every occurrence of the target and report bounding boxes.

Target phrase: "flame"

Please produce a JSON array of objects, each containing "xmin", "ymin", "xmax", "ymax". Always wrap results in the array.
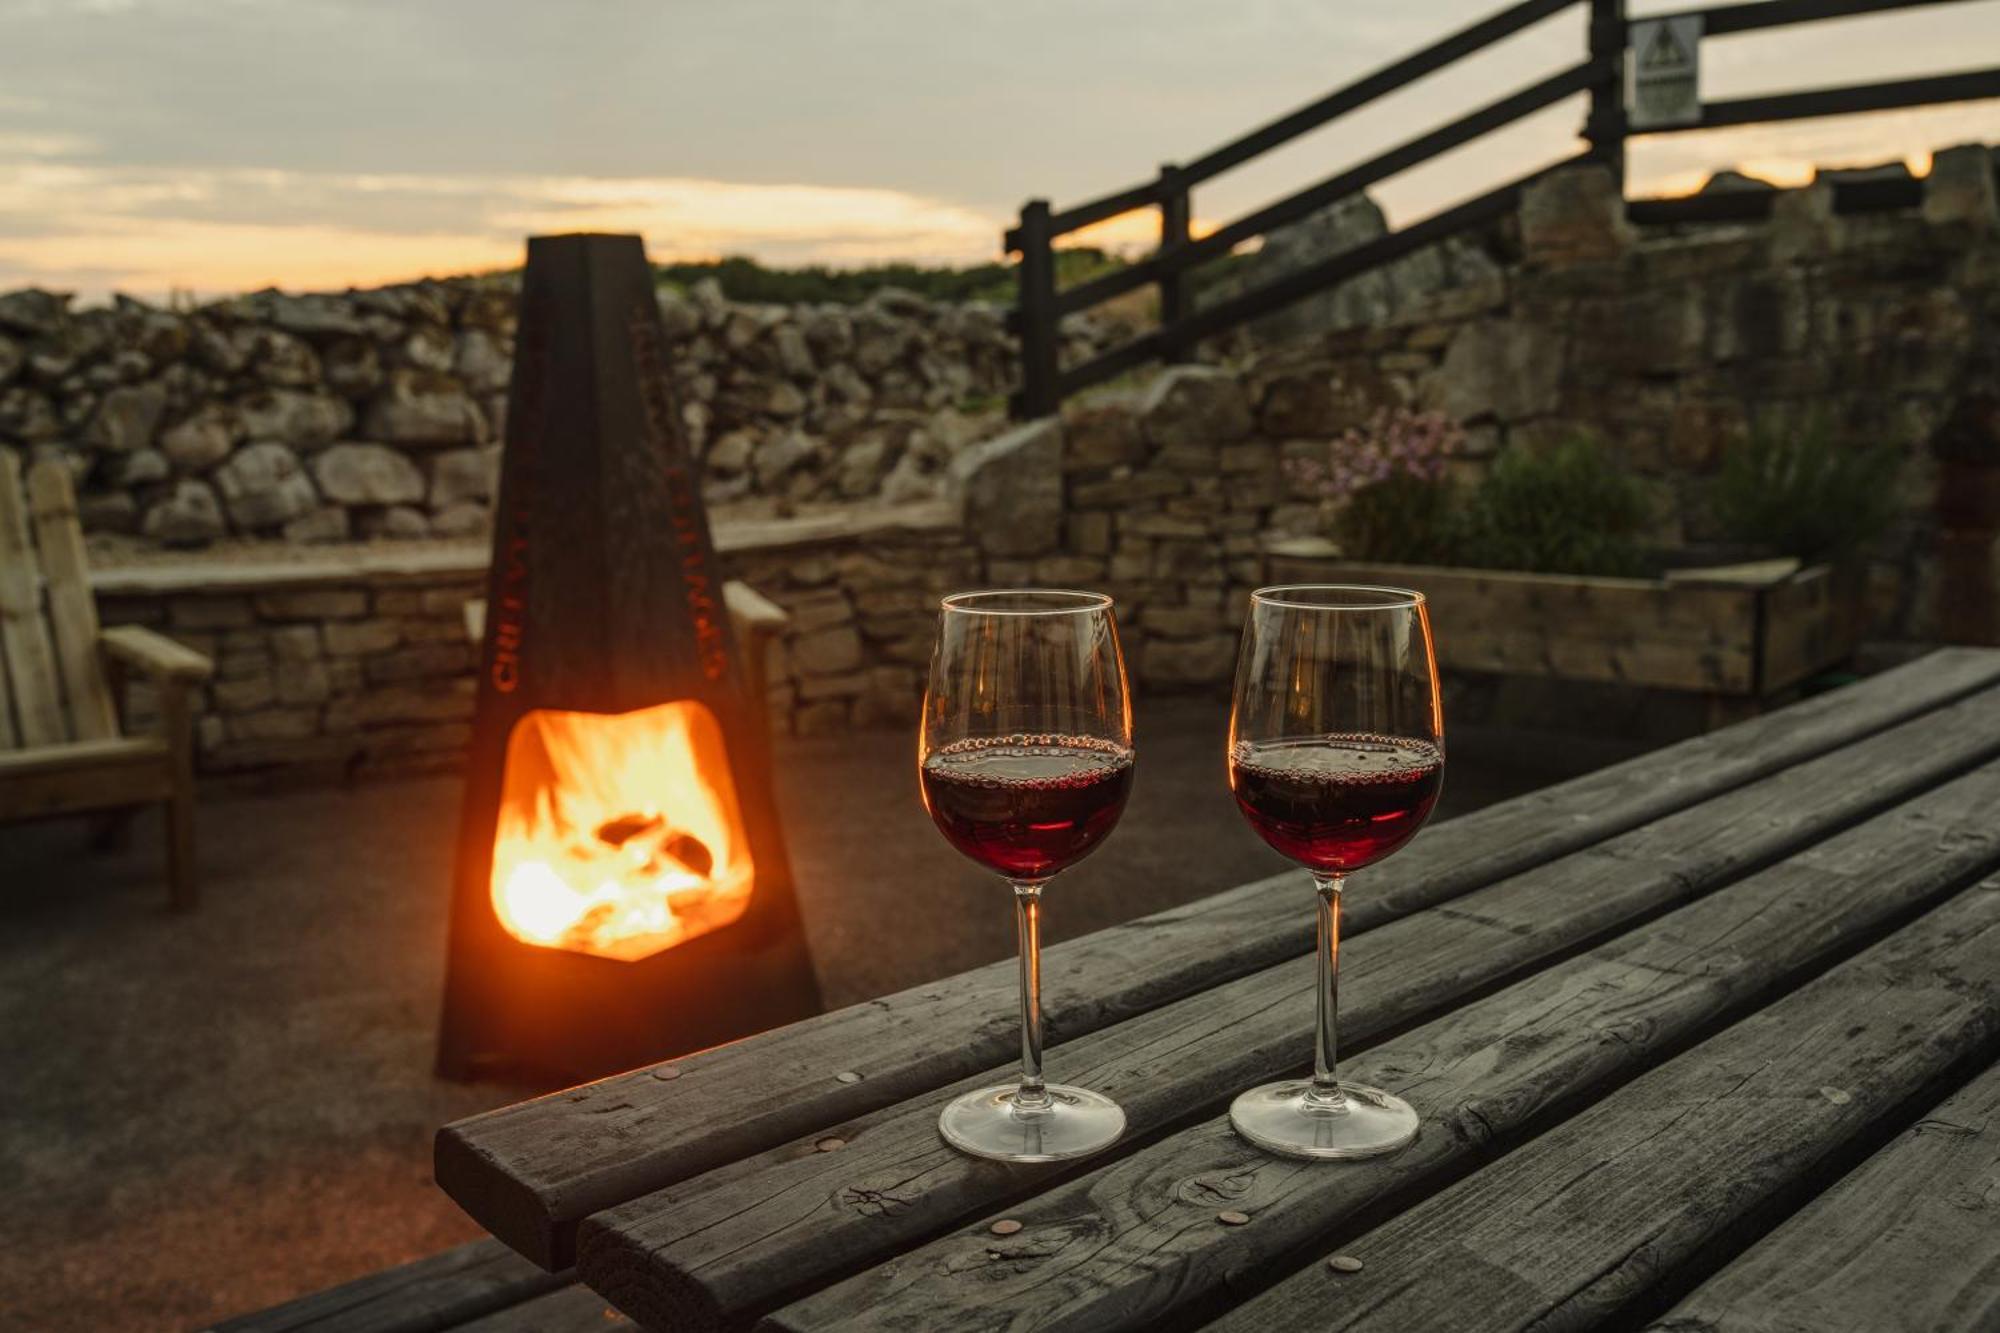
[{"xmin": 490, "ymin": 700, "xmax": 755, "ymax": 962}]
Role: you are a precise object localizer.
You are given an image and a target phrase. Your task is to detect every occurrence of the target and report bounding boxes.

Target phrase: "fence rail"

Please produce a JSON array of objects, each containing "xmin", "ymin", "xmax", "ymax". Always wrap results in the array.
[{"xmin": 1007, "ymin": 0, "xmax": 2000, "ymax": 419}]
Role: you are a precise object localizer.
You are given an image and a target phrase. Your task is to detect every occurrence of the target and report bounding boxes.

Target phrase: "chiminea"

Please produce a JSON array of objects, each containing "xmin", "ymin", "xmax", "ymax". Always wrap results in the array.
[{"xmin": 437, "ymin": 233, "xmax": 821, "ymax": 1083}]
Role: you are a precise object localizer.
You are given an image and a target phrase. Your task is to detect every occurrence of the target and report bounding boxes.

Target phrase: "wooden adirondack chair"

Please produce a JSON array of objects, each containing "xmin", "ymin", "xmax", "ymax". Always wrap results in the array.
[{"xmin": 0, "ymin": 454, "xmax": 214, "ymax": 909}]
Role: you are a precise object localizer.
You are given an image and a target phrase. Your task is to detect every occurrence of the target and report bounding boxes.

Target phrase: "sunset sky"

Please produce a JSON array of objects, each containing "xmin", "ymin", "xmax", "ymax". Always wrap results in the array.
[{"xmin": 2, "ymin": 0, "xmax": 1998, "ymax": 300}]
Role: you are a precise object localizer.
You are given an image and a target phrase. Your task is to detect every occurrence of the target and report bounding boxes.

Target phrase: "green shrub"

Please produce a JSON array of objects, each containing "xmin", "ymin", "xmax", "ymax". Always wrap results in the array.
[
  {"xmin": 1458, "ymin": 437, "xmax": 1651, "ymax": 577},
  {"xmin": 1709, "ymin": 416, "xmax": 1901, "ymax": 562},
  {"xmin": 1339, "ymin": 473, "xmax": 1463, "ymax": 565}
]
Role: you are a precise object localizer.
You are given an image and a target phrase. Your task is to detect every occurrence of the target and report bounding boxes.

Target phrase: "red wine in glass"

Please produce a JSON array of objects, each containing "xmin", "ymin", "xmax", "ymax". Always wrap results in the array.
[
  {"xmin": 922, "ymin": 736, "xmax": 1135, "ymax": 880},
  {"xmin": 1229, "ymin": 734, "xmax": 1442, "ymax": 875}
]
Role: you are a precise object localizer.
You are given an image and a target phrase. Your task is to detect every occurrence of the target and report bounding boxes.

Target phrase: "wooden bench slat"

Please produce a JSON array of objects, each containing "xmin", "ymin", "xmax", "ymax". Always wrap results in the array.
[
  {"xmin": 578, "ymin": 698, "xmax": 2000, "ymax": 1331},
  {"xmin": 25, "ymin": 461, "xmax": 117, "ymax": 741},
  {"xmin": 0, "ymin": 451, "xmax": 65, "ymax": 747},
  {"xmin": 447, "ymin": 1283, "xmax": 633, "ymax": 1331},
  {"xmin": 1647, "ymin": 1059, "xmax": 2000, "ymax": 1333},
  {"xmin": 1201, "ymin": 881, "xmax": 2000, "ymax": 1333},
  {"xmin": 209, "ymin": 1238, "xmax": 570, "ymax": 1333},
  {"xmin": 752, "ymin": 767, "xmax": 2000, "ymax": 1333},
  {"xmin": 436, "ymin": 648, "xmax": 2000, "ymax": 1271}
]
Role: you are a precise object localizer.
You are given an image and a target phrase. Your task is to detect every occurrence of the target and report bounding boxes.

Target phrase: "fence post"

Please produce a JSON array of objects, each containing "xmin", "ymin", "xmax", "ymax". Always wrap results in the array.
[
  {"xmin": 1013, "ymin": 199, "xmax": 1060, "ymax": 420},
  {"xmin": 1157, "ymin": 164, "xmax": 1191, "ymax": 361},
  {"xmin": 1585, "ymin": 0, "xmax": 1628, "ymax": 192}
]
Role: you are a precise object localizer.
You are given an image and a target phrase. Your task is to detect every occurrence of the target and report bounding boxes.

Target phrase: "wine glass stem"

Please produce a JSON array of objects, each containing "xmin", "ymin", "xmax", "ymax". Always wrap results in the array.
[
  {"xmin": 1012, "ymin": 879, "xmax": 1052, "ymax": 1112},
  {"xmin": 1310, "ymin": 872, "xmax": 1347, "ymax": 1110}
]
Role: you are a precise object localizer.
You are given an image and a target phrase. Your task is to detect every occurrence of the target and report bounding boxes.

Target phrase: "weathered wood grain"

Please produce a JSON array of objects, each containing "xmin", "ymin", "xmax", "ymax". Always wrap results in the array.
[
  {"xmin": 438, "ymin": 650, "xmax": 2000, "ymax": 1270},
  {"xmin": 209, "ymin": 1239, "xmax": 570, "ymax": 1333},
  {"xmin": 25, "ymin": 461, "xmax": 117, "ymax": 741},
  {"xmin": 0, "ymin": 450, "xmax": 65, "ymax": 747},
  {"xmin": 1264, "ymin": 557, "xmax": 1760, "ymax": 693},
  {"xmin": 1649, "ymin": 1059, "xmax": 2000, "ymax": 1333},
  {"xmin": 1204, "ymin": 881, "xmax": 2000, "ymax": 1333},
  {"xmin": 580, "ymin": 703, "xmax": 2000, "ymax": 1332},
  {"xmin": 715, "ymin": 764, "xmax": 2000, "ymax": 1333},
  {"xmin": 448, "ymin": 1282, "xmax": 634, "ymax": 1331}
]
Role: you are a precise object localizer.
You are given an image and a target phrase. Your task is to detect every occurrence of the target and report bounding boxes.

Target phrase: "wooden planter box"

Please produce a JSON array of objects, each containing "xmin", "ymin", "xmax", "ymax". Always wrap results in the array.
[{"xmin": 1264, "ymin": 539, "xmax": 1862, "ymax": 697}]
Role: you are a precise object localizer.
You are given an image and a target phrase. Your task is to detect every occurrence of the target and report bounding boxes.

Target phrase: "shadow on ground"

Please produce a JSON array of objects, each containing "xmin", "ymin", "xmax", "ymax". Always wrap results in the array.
[{"xmin": 0, "ymin": 697, "xmax": 1564, "ymax": 1330}]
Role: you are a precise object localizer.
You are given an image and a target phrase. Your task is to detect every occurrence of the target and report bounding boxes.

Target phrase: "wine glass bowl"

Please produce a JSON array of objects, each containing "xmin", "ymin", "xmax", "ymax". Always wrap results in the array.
[
  {"xmin": 920, "ymin": 589, "xmax": 1133, "ymax": 1162},
  {"xmin": 1226, "ymin": 584, "xmax": 1443, "ymax": 1160}
]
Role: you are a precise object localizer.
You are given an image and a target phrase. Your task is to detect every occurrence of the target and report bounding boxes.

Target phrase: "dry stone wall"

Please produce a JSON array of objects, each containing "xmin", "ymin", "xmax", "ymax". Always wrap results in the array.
[{"xmin": 0, "ymin": 276, "xmax": 1120, "ymax": 551}]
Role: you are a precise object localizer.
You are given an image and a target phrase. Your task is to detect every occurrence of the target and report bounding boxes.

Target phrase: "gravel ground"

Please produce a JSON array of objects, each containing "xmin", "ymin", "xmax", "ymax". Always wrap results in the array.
[{"xmin": 0, "ymin": 698, "xmax": 1559, "ymax": 1330}]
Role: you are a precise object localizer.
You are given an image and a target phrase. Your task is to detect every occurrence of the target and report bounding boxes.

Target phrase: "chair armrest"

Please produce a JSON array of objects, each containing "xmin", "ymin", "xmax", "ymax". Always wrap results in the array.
[{"xmin": 100, "ymin": 624, "xmax": 215, "ymax": 684}]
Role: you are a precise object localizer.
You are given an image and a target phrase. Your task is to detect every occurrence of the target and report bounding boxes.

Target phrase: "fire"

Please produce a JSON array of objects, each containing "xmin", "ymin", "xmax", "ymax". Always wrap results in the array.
[{"xmin": 490, "ymin": 700, "xmax": 755, "ymax": 961}]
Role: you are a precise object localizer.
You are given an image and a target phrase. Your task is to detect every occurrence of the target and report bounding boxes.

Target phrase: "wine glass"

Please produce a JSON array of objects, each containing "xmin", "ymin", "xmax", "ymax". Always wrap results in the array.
[
  {"xmin": 920, "ymin": 589, "xmax": 1135, "ymax": 1162},
  {"xmin": 1226, "ymin": 584, "xmax": 1443, "ymax": 1159}
]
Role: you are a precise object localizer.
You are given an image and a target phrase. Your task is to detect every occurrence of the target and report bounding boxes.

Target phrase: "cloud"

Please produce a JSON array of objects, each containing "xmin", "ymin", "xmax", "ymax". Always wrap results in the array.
[{"xmin": 0, "ymin": 156, "xmax": 1004, "ymax": 298}]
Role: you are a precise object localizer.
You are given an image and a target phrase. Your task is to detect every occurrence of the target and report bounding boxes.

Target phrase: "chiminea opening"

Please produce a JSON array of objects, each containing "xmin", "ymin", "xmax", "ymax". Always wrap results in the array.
[
  {"xmin": 489, "ymin": 700, "xmax": 754, "ymax": 961},
  {"xmin": 436, "ymin": 232, "xmax": 820, "ymax": 1083}
]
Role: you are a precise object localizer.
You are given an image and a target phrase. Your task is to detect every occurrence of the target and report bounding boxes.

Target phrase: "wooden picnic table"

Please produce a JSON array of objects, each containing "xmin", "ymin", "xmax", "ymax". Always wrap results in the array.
[{"xmin": 225, "ymin": 647, "xmax": 2000, "ymax": 1333}]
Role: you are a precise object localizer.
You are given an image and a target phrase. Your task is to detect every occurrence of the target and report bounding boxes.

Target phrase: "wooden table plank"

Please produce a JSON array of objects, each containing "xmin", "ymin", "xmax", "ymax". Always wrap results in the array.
[
  {"xmin": 208, "ymin": 1240, "xmax": 570, "ymax": 1333},
  {"xmin": 579, "ymin": 700, "xmax": 2000, "ymax": 1331},
  {"xmin": 1648, "ymin": 1059, "xmax": 2000, "ymax": 1333},
  {"xmin": 1203, "ymin": 881, "xmax": 2000, "ymax": 1333},
  {"xmin": 747, "ymin": 771, "xmax": 2000, "ymax": 1333},
  {"xmin": 448, "ymin": 1284, "xmax": 633, "ymax": 1331},
  {"xmin": 438, "ymin": 649, "xmax": 2000, "ymax": 1270}
]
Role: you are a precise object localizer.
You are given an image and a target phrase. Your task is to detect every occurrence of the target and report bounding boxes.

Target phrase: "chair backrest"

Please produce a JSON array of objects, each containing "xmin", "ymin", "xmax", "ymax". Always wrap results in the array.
[{"xmin": 0, "ymin": 454, "xmax": 116, "ymax": 750}]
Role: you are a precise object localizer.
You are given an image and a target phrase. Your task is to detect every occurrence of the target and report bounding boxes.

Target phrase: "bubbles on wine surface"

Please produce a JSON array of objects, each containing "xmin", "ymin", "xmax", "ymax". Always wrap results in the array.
[
  {"xmin": 924, "ymin": 734, "xmax": 1134, "ymax": 790},
  {"xmin": 1227, "ymin": 733, "xmax": 1442, "ymax": 787},
  {"xmin": 1228, "ymin": 732, "xmax": 1443, "ymax": 874},
  {"xmin": 921, "ymin": 734, "xmax": 1134, "ymax": 879}
]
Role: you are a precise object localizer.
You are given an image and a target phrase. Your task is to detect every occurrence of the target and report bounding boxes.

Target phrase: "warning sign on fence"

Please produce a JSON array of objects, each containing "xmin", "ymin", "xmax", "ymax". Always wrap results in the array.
[{"xmin": 1628, "ymin": 14, "xmax": 1702, "ymax": 129}]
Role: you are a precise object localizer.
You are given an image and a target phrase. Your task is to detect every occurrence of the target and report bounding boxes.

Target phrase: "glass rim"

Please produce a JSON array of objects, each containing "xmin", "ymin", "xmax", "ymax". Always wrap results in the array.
[
  {"xmin": 939, "ymin": 588, "xmax": 1114, "ymax": 616},
  {"xmin": 1250, "ymin": 583, "xmax": 1425, "ymax": 611}
]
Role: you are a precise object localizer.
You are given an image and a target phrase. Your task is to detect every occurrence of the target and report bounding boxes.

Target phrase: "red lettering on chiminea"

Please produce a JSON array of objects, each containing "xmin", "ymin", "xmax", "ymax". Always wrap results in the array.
[{"xmin": 491, "ymin": 532, "xmax": 530, "ymax": 693}]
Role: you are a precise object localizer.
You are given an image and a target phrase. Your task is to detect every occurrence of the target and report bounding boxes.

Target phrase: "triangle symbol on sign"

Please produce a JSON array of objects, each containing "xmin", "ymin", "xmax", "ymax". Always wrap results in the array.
[{"xmin": 1642, "ymin": 24, "xmax": 1690, "ymax": 71}]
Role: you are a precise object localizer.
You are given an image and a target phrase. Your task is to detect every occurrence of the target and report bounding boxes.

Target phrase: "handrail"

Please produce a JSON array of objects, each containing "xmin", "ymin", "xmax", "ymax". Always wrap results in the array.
[
  {"xmin": 1007, "ymin": 0, "xmax": 1580, "ymax": 248},
  {"xmin": 1691, "ymin": 0, "xmax": 1971, "ymax": 36},
  {"xmin": 1686, "ymin": 66, "xmax": 2000, "ymax": 130},
  {"xmin": 1007, "ymin": 0, "xmax": 1996, "ymax": 418},
  {"xmin": 1053, "ymin": 56, "xmax": 1611, "ymax": 318}
]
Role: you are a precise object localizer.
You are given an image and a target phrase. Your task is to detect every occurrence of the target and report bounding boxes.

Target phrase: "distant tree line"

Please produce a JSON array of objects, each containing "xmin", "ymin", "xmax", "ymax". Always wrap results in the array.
[{"xmin": 653, "ymin": 249, "xmax": 1127, "ymax": 305}]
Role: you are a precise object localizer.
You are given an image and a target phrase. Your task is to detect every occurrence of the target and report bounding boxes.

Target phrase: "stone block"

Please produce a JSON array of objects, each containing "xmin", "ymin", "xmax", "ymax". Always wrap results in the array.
[
  {"xmin": 228, "ymin": 708, "xmax": 320, "ymax": 742},
  {"xmin": 274, "ymin": 662, "xmax": 332, "ymax": 706},
  {"xmin": 273, "ymin": 627, "xmax": 330, "ymax": 668},
  {"xmin": 799, "ymin": 671, "xmax": 870, "ymax": 700},
  {"xmin": 211, "ymin": 675, "xmax": 276, "ymax": 712},
  {"xmin": 1033, "ymin": 555, "xmax": 1106, "ymax": 583},
  {"xmin": 786, "ymin": 590, "xmax": 855, "ymax": 633},
  {"xmin": 1431, "ymin": 318, "xmax": 1563, "ymax": 422},
  {"xmin": 1061, "ymin": 395, "xmax": 1147, "ymax": 471},
  {"xmin": 1066, "ymin": 510, "xmax": 1112, "ymax": 555},
  {"xmin": 1519, "ymin": 164, "xmax": 1631, "ymax": 266},
  {"xmin": 170, "ymin": 596, "xmax": 254, "ymax": 630},
  {"xmin": 364, "ymin": 645, "xmax": 471, "ymax": 683},
  {"xmin": 254, "ymin": 588, "xmax": 368, "ymax": 620},
  {"xmin": 793, "ymin": 625, "xmax": 863, "ymax": 675},
  {"xmin": 1141, "ymin": 365, "xmax": 1252, "ymax": 448},
  {"xmin": 1922, "ymin": 143, "xmax": 1999, "ymax": 232},
  {"xmin": 952, "ymin": 416, "xmax": 1061, "ymax": 558},
  {"xmin": 322, "ymin": 618, "xmax": 402, "ymax": 656}
]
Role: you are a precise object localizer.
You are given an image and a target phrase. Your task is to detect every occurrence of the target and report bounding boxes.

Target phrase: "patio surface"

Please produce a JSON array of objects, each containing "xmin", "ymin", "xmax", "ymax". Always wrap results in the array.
[{"xmin": 0, "ymin": 698, "xmax": 1567, "ymax": 1330}]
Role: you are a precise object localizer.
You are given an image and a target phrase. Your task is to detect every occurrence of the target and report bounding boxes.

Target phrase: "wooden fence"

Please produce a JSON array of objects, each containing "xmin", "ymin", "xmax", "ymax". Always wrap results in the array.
[{"xmin": 1008, "ymin": 0, "xmax": 2000, "ymax": 418}]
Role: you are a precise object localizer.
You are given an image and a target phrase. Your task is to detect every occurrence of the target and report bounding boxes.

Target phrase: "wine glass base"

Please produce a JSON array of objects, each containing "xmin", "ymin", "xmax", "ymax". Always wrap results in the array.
[
  {"xmin": 938, "ymin": 1084, "xmax": 1127, "ymax": 1163},
  {"xmin": 1229, "ymin": 1079, "xmax": 1419, "ymax": 1160}
]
